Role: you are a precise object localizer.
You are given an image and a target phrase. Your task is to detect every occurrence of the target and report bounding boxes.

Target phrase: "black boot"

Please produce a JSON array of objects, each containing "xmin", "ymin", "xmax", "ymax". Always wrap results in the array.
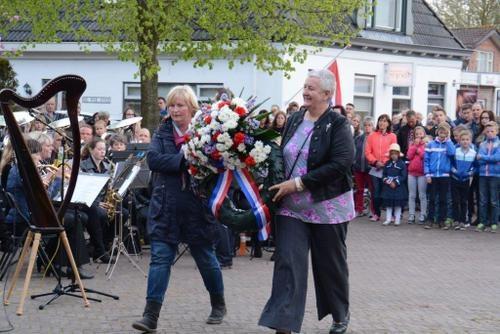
[
  {"xmin": 206, "ymin": 293, "xmax": 227, "ymax": 324},
  {"xmin": 132, "ymin": 301, "xmax": 162, "ymax": 333}
]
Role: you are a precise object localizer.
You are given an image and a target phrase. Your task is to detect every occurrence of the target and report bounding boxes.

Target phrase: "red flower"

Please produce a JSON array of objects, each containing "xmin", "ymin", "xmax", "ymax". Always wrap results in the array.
[
  {"xmin": 212, "ymin": 132, "xmax": 221, "ymax": 141},
  {"xmin": 211, "ymin": 150, "xmax": 221, "ymax": 160},
  {"xmin": 244, "ymin": 156, "xmax": 256, "ymax": 167},
  {"xmin": 188, "ymin": 165, "xmax": 198, "ymax": 175},
  {"xmin": 234, "ymin": 106, "xmax": 246, "ymax": 117},
  {"xmin": 204, "ymin": 115, "xmax": 212, "ymax": 124},
  {"xmin": 233, "ymin": 132, "xmax": 245, "ymax": 145},
  {"xmin": 183, "ymin": 134, "xmax": 191, "ymax": 142},
  {"xmin": 217, "ymin": 101, "xmax": 230, "ymax": 109}
]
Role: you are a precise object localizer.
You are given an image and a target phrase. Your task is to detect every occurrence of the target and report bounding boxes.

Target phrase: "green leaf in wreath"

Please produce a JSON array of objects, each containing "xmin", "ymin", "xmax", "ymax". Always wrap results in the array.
[{"xmin": 254, "ymin": 128, "xmax": 280, "ymax": 141}]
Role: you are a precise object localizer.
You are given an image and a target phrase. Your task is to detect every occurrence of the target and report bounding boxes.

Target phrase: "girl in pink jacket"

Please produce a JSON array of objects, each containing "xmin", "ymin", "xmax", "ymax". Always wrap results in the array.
[{"xmin": 406, "ymin": 126, "xmax": 428, "ymax": 224}]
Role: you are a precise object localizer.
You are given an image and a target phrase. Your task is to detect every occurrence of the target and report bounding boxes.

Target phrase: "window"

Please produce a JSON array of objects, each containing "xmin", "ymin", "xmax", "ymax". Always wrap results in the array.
[
  {"xmin": 353, "ymin": 75, "xmax": 375, "ymax": 120},
  {"xmin": 392, "ymin": 86, "xmax": 411, "ymax": 114},
  {"xmin": 366, "ymin": 0, "xmax": 405, "ymax": 32},
  {"xmin": 427, "ymin": 83, "xmax": 445, "ymax": 113},
  {"xmin": 477, "ymin": 51, "xmax": 494, "ymax": 72},
  {"xmin": 123, "ymin": 82, "xmax": 224, "ymax": 113}
]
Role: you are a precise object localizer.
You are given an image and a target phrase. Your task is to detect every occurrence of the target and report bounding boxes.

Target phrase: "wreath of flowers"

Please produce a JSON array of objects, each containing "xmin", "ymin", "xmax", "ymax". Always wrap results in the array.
[
  {"xmin": 183, "ymin": 97, "xmax": 276, "ymax": 179},
  {"xmin": 182, "ymin": 97, "xmax": 284, "ymax": 239}
]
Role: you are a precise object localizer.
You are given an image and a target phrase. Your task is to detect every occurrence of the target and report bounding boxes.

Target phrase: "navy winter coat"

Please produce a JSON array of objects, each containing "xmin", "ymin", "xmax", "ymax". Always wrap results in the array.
[{"xmin": 147, "ymin": 119, "xmax": 217, "ymax": 245}]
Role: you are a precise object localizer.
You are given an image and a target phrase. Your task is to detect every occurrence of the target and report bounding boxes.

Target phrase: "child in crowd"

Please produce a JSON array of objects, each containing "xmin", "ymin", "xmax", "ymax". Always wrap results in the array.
[
  {"xmin": 424, "ymin": 122, "xmax": 455, "ymax": 229},
  {"xmin": 94, "ymin": 120, "xmax": 107, "ymax": 138},
  {"xmin": 406, "ymin": 126, "xmax": 428, "ymax": 224},
  {"xmin": 476, "ymin": 121, "xmax": 499, "ymax": 233},
  {"xmin": 451, "ymin": 129, "xmax": 476, "ymax": 231},
  {"xmin": 381, "ymin": 144, "xmax": 408, "ymax": 226}
]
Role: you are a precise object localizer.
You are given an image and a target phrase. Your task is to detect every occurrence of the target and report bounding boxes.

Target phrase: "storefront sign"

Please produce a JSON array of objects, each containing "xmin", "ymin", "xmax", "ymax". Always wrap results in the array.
[
  {"xmin": 384, "ymin": 63, "xmax": 413, "ymax": 87},
  {"xmin": 82, "ymin": 96, "xmax": 112, "ymax": 104}
]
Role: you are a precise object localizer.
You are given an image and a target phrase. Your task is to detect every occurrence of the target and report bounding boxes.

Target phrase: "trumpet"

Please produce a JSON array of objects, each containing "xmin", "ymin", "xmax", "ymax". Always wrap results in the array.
[{"xmin": 37, "ymin": 163, "xmax": 71, "ymax": 188}]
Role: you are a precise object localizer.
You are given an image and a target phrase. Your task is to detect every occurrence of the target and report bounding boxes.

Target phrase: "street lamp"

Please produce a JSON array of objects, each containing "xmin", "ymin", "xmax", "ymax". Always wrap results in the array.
[{"xmin": 23, "ymin": 83, "xmax": 32, "ymax": 96}]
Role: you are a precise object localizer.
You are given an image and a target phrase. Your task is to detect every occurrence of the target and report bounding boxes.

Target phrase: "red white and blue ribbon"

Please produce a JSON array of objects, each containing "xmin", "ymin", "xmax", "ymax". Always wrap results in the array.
[
  {"xmin": 208, "ymin": 168, "xmax": 271, "ymax": 241},
  {"xmin": 209, "ymin": 170, "xmax": 233, "ymax": 219}
]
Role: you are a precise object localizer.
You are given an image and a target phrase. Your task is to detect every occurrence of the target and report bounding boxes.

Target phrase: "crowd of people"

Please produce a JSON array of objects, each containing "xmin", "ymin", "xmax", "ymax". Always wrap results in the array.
[
  {"xmin": 251, "ymin": 97, "xmax": 499, "ymax": 232},
  {"xmin": 351, "ymin": 104, "xmax": 499, "ymax": 232}
]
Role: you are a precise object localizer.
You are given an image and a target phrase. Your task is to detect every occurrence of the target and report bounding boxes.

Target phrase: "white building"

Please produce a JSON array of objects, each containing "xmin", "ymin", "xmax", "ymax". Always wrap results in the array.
[{"xmin": 4, "ymin": 0, "xmax": 470, "ymax": 122}]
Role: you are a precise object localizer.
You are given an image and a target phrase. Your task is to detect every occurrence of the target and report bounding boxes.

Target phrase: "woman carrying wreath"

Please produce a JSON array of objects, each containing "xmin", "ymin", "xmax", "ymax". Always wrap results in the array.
[
  {"xmin": 132, "ymin": 86, "xmax": 226, "ymax": 333},
  {"xmin": 259, "ymin": 69, "xmax": 355, "ymax": 334}
]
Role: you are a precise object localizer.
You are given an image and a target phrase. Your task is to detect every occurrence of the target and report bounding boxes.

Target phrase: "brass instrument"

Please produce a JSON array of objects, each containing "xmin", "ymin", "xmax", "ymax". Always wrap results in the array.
[
  {"xmin": 38, "ymin": 163, "xmax": 71, "ymax": 188},
  {"xmin": 102, "ymin": 158, "xmax": 120, "ymax": 221},
  {"xmin": 101, "ymin": 154, "xmax": 145, "ymax": 221}
]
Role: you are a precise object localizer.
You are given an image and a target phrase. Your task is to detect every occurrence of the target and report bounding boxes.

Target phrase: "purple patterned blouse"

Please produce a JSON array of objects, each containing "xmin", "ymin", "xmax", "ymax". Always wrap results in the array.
[{"xmin": 278, "ymin": 120, "xmax": 355, "ymax": 224}]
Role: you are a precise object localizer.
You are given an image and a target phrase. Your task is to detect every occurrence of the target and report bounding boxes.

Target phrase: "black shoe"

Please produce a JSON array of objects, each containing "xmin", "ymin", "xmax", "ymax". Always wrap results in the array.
[
  {"xmin": 132, "ymin": 301, "xmax": 162, "ymax": 332},
  {"xmin": 66, "ymin": 266, "xmax": 94, "ymax": 280},
  {"xmin": 330, "ymin": 312, "xmax": 350, "ymax": 334},
  {"xmin": 252, "ymin": 246, "xmax": 262, "ymax": 258},
  {"xmin": 94, "ymin": 252, "xmax": 115, "ymax": 264},
  {"xmin": 206, "ymin": 293, "xmax": 227, "ymax": 324}
]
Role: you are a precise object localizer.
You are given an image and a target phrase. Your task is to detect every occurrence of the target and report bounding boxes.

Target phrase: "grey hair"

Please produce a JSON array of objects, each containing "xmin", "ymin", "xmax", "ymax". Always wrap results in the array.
[
  {"xmin": 307, "ymin": 69, "xmax": 336, "ymax": 94},
  {"xmin": 28, "ymin": 131, "xmax": 53, "ymax": 145},
  {"xmin": 363, "ymin": 116, "xmax": 374, "ymax": 126}
]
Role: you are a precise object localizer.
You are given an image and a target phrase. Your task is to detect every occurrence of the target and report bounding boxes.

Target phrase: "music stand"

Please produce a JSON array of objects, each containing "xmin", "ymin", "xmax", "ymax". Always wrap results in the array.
[
  {"xmin": 31, "ymin": 173, "xmax": 119, "ymax": 308},
  {"xmin": 106, "ymin": 165, "xmax": 147, "ymax": 280}
]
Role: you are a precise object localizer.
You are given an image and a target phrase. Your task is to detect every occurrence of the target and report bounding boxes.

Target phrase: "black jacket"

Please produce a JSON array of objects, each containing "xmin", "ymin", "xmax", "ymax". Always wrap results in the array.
[
  {"xmin": 397, "ymin": 122, "xmax": 424, "ymax": 157},
  {"xmin": 281, "ymin": 107, "xmax": 354, "ymax": 203},
  {"xmin": 147, "ymin": 118, "xmax": 216, "ymax": 245}
]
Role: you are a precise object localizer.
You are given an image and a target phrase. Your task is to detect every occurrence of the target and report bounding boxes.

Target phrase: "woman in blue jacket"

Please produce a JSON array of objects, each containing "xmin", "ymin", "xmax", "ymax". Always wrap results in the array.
[{"xmin": 132, "ymin": 86, "xmax": 225, "ymax": 333}]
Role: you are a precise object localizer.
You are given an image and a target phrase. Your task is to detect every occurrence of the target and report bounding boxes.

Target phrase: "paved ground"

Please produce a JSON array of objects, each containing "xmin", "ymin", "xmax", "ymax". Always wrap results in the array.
[{"xmin": 1, "ymin": 217, "xmax": 499, "ymax": 334}]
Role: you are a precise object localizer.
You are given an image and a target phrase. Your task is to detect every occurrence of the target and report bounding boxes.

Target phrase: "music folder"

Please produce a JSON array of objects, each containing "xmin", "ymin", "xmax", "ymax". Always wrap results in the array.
[{"xmin": 53, "ymin": 173, "xmax": 110, "ymax": 207}]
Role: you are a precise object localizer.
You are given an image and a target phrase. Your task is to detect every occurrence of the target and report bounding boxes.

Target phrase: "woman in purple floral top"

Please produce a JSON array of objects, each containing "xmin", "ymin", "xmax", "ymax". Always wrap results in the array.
[{"xmin": 259, "ymin": 70, "xmax": 355, "ymax": 334}]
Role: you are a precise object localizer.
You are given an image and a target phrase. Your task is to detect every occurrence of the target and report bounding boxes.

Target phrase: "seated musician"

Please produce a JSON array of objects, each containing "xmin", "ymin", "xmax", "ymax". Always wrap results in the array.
[
  {"xmin": 80, "ymin": 137, "xmax": 114, "ymax": 263},
  {"xmin": 4, "ymin": 138, "xmax": 93, "ymax": 278},
  {"xmin": 136, "ymin": 128, "xmax": 151, "ymax": 144},
  {"xmin": 28, "ymin": 132, "xmax": 54, "ymax": 165},
  {"xmin": 122, "ymin": 107, "xmax": 140, "ymax": 143}
]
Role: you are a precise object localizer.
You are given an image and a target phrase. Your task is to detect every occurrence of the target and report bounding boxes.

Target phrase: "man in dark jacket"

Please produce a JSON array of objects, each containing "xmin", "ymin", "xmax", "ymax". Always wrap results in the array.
[{"xmin": 397, "ymin": 110, "xmax": 423, "ymax": 158}]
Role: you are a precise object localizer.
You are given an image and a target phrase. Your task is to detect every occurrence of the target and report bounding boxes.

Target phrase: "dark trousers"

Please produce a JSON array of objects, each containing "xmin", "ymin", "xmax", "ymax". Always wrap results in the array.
[
  {"xmin": 354, "ymin": 171, "xmax": 374, "ymax": 214},
  {"xmin": 84, "ymin": 203, "xmax": 107, "ymax": 257},
  {"xmin": 451, "ymin": 178, "xmax": 470, "ymax": 223},
  {"xmin": 468, "ymin": 175, "xmax": 479, "ymax": 222},
  {"xmin": 370, "ymin": 175, "xmax": 383, "ymax": 217},
  {"xmin": 428, "ymin": 177, "xmax": 450, "ymax": 222},
  {"xmin": 479, "ymin": 176, "xmax": 499, "ymax": 226},
  {"xmin": 259, "ymin": 216, "xmax": 349, "ymax": 333}
]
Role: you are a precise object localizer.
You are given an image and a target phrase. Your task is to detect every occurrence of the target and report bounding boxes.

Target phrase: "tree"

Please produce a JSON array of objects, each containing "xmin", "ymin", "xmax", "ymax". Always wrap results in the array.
[
  {"xmin": 431, "ymin": 0, "xmax": 500, "ymax": 29},
  {"xmin": 0, "ymin": 58, "xmax": 18, "ymax": 91},
  {"xmin": 0, "ymin": 0, "xmax": 367, "ymax": 129}
]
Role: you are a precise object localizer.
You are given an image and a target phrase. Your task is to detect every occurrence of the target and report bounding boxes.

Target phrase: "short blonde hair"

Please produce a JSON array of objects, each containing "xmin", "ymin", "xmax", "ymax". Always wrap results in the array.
[
  {"xmin": 166, "ymin": 85, "xmax": 199, "ymax": 116},
  {"xmin": 485, "ymin": 121, "xmax": 499, "ymax": 132}
]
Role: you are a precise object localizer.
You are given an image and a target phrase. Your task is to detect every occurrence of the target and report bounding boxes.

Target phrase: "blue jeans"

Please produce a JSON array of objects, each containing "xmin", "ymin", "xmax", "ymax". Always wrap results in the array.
[
  {"xmin": 146, "ymin": 240, "xmax": 224, "ymax": 304},
  {"xmin": 479, "ymin": 177, "xmax": 499, "ymax": 226}
]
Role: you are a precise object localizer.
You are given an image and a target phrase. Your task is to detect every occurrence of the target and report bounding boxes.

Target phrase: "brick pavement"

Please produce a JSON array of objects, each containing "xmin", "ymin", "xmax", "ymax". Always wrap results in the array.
[{"xmin": 1, "ymin": 217, "xmax": 499, "ymax": 333}]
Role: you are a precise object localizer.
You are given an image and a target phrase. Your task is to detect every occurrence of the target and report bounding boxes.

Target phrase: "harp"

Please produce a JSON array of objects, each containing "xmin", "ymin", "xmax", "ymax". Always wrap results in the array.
[{"xmin": 0, "ymin": 75, "xmax": 89, "ymax": 314}]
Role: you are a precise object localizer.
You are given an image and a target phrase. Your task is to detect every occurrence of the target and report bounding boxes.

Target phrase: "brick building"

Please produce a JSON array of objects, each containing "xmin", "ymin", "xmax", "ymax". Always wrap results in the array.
[{"xmin": 452, "ymin": 27, "xmax": 500, "ymax": 115}]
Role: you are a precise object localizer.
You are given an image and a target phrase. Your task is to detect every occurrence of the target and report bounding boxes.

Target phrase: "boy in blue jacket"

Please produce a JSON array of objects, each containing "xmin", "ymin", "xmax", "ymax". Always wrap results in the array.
[
  {"xmin": 476, "ymin": 121, "xmax": 499, "ymax": 233},
  {"xmin": 424, "ymin": 122, "xmax": 455, "ymax": 229},
  {"xmin": 451, "ymin": 129, "xmax": 476, "ymax": 230}
]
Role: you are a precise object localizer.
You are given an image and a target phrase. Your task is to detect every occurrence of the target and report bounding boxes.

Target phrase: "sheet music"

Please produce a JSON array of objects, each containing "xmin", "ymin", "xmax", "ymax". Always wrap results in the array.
[
  {"xmin": 118, "ymin": 165, "xmax": 141, "ymax": 197},
  {"xmin": 53, "ymin": 173, "xmax": 110, "ymax": 207}
]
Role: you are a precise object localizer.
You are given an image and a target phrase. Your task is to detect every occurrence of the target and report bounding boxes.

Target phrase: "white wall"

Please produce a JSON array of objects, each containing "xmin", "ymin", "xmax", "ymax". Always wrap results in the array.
[
  {"xmin": 8, "ymin": 50, "xmax": 281, "ymax": 120},
  {"xmin": 282, "ymin": 46, "xmax": 463, "ymax": 121},
  {"xmin": 8, "ymin": 42, "xmax": 464, "ymax": 122}
]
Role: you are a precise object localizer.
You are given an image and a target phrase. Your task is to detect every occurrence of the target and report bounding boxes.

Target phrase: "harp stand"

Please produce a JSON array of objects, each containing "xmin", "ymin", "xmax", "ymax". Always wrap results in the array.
[{"xmin": 3, "ymin": 227, "xmax": 89, "ymax": 315}]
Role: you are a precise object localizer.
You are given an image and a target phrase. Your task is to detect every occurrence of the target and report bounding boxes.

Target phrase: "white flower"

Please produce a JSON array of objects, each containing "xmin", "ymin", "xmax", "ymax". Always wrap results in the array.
[
  {"xmin": 231, "ymin": 97, "xmax": 246, "ymax": 107},
  {"xmin": 237, "ymin": 143, "xmax": 246, "ymax": 152}
]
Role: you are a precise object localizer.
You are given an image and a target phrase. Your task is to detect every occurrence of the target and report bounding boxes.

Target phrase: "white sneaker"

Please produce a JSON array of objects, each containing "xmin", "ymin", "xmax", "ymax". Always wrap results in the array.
[
  {"xmin": 394, "ymin": 221, "xmax": 401, "ymax": 226},
  {"xmin": 382, "ymin": 221, "xmax": 391, "ymax": 226}
]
